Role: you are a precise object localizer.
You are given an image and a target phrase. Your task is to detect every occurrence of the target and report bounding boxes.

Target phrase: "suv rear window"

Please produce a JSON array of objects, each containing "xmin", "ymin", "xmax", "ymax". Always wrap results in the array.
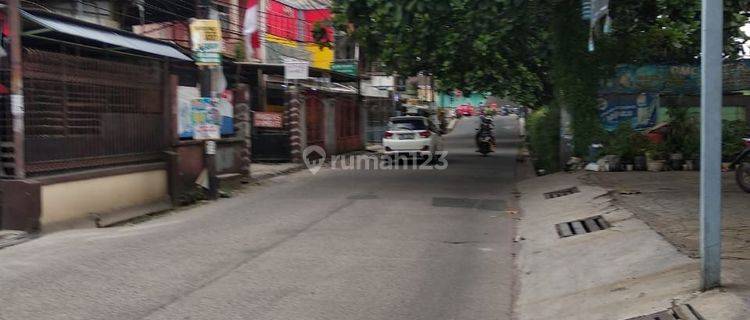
[{"xmin": 389, "ymin": 119, "xmax": 427, "ymax": 130}]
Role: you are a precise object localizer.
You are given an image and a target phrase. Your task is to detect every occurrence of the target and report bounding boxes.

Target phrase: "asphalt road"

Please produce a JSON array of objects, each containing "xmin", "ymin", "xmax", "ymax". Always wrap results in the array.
[{"xmin": 0, "ymin": 116, "xmax": 522, "ymax": 320}]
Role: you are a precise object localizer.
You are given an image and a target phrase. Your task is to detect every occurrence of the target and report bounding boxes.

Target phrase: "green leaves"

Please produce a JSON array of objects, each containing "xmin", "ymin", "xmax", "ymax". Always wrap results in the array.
[
  {"xmin": 334, "ymin": 0, "xmax": 550, "ymax": 106},
  {"xmin": 334, "ymin": 0, "xmax": 748, "ymax": 110}
]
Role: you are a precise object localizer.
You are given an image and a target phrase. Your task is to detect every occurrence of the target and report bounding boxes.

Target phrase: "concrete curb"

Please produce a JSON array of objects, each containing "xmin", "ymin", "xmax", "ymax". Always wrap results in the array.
[
  {"xmin": 512, "ymin": 172, "xmax": 747, "ymax": 320},
  {"xmin": 0, "ymin": 230, "xmax": 33, "ymax": 250},
  {"xmin": 250, "ymin": 164, "xmax": 307, "ymax": 182}
]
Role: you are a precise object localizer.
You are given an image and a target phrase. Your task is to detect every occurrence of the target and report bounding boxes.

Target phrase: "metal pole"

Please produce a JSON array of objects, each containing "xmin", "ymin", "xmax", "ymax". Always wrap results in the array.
[
  {"xmin": 700, "ymin": 0, "xmax": 723, "ymax": 290},
  {"xmin": 8, "ymin": 0, "xmax": 25, "ymax": 179},
  {"xmin": 197, "ymin": 0, "xmax": 218, "ymax": 200}
]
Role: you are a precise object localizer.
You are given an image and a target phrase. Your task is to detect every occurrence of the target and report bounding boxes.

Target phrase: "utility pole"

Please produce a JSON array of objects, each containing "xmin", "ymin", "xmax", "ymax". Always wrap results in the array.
[
  {"xmin": 8, "ymin": 0, "xmax": 25, "ymax": 179},
  {"xmin": 699, "ymin": 0, "xmax": 723, "ymax": 290},
  {"xmin": 197, "ymin": 0, "xmax": 218, "ymax": 200}
]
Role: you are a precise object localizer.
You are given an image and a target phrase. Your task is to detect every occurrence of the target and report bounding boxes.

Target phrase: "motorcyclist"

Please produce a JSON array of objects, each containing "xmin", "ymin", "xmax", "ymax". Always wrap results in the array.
[{"xmin": 476, "ymin": 113, "xmax": 496, "ymax": 151}]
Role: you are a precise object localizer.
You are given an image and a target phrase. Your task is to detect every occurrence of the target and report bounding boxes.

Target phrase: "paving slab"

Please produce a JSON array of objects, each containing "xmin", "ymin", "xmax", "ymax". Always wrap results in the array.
[{"xmin": 515, "ymin": 172, "xmax": 749, "ymax": 320}]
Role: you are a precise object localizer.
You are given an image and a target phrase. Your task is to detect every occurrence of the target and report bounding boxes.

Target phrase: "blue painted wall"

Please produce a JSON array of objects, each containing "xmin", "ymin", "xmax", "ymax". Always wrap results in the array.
[{"xmin": 438, "ymin": 92, "xmax": 488, "ymax": 108}]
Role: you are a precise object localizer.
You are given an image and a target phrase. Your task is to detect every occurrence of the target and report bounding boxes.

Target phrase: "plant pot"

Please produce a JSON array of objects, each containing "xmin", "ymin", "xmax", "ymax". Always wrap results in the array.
[
  {"xmin": 670, "ymin": 153, "xmax": 684, "ymax": 170},
  {"xmin": 647, "ymin": 160, "xmax": 666, "ymax": 172},
  {"xmin": 684, "ymin": 160, "xmax": 695, "ymax": 171},
  {"xmin": 634, "ymin": 156, "xmax": 647, "ymax": 171},
  {"xmin": 626, "ymin": 164, "xmax": 634, "ymax": 171}
]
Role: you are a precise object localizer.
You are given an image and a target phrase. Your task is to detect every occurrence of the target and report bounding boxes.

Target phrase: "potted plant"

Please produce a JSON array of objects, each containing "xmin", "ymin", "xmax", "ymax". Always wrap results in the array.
[
  {"xmin": 664, "ymin": 106, "xmax": 699, "ymax": 170},
  {"xmin": 646, "ymin": 142, "xmax": 667, "ymax": 172},
  {"xmin": 607, "ymin": 122, "xmax": 651, "ymax": 171}
]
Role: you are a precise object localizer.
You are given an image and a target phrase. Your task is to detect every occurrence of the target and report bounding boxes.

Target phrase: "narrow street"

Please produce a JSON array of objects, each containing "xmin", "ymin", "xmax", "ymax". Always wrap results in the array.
[{"xmin": 0, "ymin": 117, "xmax": 521, "ymax": 320}]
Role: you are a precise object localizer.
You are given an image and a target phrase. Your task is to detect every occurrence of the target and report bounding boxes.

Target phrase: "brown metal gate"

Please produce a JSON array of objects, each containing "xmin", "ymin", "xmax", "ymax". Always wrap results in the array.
[
  {"xmin": 21, "ymin": 50, "xmax": 166, "ymax": 175},
  {"xmin": 305, "ymin": 94, "xmax": 325, "ymax": 150},
  {"xmin": 335, "ymin": 97, "xmax": 361, "ymax": 154}
]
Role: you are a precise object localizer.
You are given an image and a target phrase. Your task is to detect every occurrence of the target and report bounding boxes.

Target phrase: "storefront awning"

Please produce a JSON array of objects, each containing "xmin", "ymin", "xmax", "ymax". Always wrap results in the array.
[{"xmin": 21, "ymin": 10, "xmax": 192, "ymax": 61}]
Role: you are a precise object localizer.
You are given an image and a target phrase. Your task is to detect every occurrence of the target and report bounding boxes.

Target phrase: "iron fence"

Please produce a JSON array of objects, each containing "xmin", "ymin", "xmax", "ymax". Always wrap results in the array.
[{"xmin": 21, "ymin": 50, "xmax": 166, "ymax": 176}]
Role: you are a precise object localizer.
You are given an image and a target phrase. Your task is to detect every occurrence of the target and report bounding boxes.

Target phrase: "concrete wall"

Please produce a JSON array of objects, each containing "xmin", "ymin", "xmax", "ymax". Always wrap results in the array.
[{"xmin": 40, "ymin": 170, "xmax": 168, "ymax": 228}]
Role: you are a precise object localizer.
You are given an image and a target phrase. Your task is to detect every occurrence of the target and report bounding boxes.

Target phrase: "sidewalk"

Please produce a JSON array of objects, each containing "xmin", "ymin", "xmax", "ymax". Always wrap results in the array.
[{"xmin": 514, "ymin": 172, "xmax": 749, "ymax": 320}]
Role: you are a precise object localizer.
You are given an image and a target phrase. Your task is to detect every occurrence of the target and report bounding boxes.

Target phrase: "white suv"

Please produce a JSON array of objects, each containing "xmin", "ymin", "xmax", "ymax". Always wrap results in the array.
[{"xmin": 382, "ymin": 116, "xmax": 444, "ymax": 159}]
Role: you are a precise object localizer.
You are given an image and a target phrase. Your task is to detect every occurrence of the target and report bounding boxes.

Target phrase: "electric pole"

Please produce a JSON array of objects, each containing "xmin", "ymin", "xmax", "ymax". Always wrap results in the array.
[
  {"xmin": 197, "ymin": 0, "xmax": 219, "ymax": 200},
  {"xmin": 699, "ymin": 0, "xmax": 723, "ymax": 290}
]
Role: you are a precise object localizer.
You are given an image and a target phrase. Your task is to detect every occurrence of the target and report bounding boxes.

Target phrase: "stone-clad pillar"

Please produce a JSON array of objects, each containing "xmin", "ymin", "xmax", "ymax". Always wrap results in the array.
[
  {"xmin": 233, "ymin": 84, "xmax": 251, "ymax": 181},
  {"xmin": 287, "ymin": 84, "xmax": 303, "ymax": 163}
]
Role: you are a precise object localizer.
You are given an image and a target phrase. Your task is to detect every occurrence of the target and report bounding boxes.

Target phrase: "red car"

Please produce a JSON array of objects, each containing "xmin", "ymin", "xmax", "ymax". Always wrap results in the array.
[{"xmin": 455, "ymin": 104, "xmax": 475, "ymax": 116}]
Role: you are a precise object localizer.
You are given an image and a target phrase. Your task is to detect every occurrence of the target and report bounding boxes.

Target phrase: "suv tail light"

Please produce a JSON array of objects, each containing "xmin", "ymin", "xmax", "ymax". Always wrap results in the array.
[
  {"xmin": 419, "ymin": 131, "xmax": 431, "ymax": 138},
  {"xmin": 384, "ymin": 131, "xmax": 394, "ymax": 138}
]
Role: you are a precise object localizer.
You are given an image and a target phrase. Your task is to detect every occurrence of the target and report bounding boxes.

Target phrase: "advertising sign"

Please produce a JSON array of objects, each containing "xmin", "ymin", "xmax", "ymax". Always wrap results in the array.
[
  {"xmin": 178, "ymin": 87, "xmax": 233, "ymax": 138},
  {"xmin": 254, "ymin": 112, "xmax": 284, "ymax": 128},
  {"xmin": 331, "ymin": 62, "xmax": 357, "ymax": 76},
  {"xmin": 190, "ymin": 19, "xmax": 223, "ymax": 65},
  {"xmin": 599, "ymin": 93, "xmax": 658, "ymax": 132},
  {"xmin": 191, "ymin": 98, "xmax": 222, "ymax": 140},
  {"xmin": 601, "ymin": 64, "xmax": 699, "ymax": 95},
  {"xmin": 284, "ymin": 60, "xmax": 309, "ymax": 80}
]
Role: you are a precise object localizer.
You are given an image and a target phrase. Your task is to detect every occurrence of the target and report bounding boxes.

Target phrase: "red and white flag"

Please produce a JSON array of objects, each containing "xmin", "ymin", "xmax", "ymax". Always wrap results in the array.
[{"xmin": 243, "ymin": 0, "xmax": 260, "ymax": 60}]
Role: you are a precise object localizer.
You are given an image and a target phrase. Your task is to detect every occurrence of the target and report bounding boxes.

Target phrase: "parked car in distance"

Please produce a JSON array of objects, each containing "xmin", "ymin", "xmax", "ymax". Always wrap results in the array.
[
  {"xmin": 383, "ymin": 116, "xmax": 444, "ymax": 159},
  {"xmin": 455, "ymin": 104, "xmax": 475, "ymax": 117}
]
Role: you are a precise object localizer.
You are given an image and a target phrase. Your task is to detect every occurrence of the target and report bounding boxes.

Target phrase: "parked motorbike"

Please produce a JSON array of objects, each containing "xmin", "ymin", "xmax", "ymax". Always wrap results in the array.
[{"xmin": 731, "ymin": 138, "xmax": 750, "ymax": 193}]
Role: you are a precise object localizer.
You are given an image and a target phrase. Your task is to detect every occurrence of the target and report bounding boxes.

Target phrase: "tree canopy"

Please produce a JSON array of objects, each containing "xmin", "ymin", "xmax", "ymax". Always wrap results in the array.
[
  {"xmin": 333, "ymin": 0, "xmax": 550, "ymax": 106},
  {"xmin": 333, "ymin": 0, "xmax": 750, "ymax": 107}
]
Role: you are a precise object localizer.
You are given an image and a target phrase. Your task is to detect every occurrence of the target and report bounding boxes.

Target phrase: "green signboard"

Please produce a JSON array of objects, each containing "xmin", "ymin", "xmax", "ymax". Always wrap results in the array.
[{"xmin": 331, "ymin": 62, "xmax": 358, "ymax": 76}]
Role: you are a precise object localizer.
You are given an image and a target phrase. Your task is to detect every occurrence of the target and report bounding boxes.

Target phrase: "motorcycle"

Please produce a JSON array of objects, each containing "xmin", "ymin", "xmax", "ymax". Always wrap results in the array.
[
  {"xmin": 477, "ymin": 134, "xmax": 494, "ymax": 156},
  {"xmin": 476, "ymin": 119, "xmax": 495, "ymax": 156},
  {"xmin": 731, "ymin": 138, "xmax": 750, "ymax": 193}
]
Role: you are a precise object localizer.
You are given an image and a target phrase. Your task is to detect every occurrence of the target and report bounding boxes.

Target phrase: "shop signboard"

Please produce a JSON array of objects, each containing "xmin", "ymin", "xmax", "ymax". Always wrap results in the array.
[
  {"xmin": 190, "ymin": 19, "xmax": 223, "ymax": 65},
  {"xmin": 254, "ymin": 112, "xmax": 284, "ymax": 128}
]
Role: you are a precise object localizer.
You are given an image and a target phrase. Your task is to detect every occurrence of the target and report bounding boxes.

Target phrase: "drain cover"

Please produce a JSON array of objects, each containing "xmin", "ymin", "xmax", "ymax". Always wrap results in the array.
[
  {"xmin": 556, "ymin": 215, "xmax": 610, "ymax": 238},
  {"xmin": 432, "ymin": 198, "xmax": 506, "ymax": 211},
  {"xmin": 624, "ymin": 304, "xmax": 701, "ymax": 320},
  {"xmin": 544, "ymin": 187, "xmax": 580, "ymax": 199},
  {"xmin": 625, "ymin": 310, "xmax": 677, "ymax": 320}
]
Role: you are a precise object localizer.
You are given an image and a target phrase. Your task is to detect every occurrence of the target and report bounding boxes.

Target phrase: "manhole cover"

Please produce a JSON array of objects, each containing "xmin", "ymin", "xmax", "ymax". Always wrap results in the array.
[
  {"xmin": 432, "ymin": 197, "xmax": 480, "ymax": 208},
  {"xmin": 347, "ymin": 193, "xmax": 379, "ymax": 200},
  {"xmin": 556, "ymin": 215, "xmax": 610, "ymax": 238},
  {"xmin": 544, "ymin": 187, "xmax": 580, "ymax": 199}
]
